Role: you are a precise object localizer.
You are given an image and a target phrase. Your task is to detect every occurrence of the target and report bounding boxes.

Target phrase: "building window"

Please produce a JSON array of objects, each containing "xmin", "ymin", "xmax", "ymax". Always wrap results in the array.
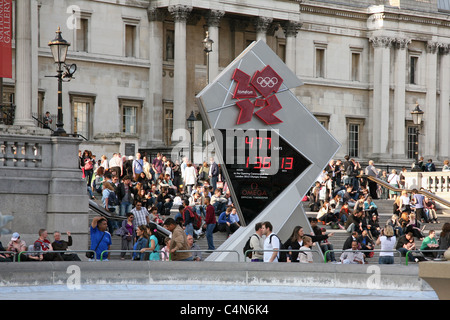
[
  {"xmin": 70, "ymin": 95, "xmax": 95, "ymax": 140},
  {"xmin": 314, "ymin": 114, "xmax": 330, "ymax": 130},
  {"xmin": 165, "ymin": 29, "xmax": 174, "ymax": 61},
  {"xmin": 351, "ymin": 52, "xmax": 361, "ymax": 81},
  {"xmin": 410, "ymin": 56, "xmax": 419, "ymax": 84},
  {"xmin": 125, "ymin": 25, "xmax": 136, "ymax": 57},
  {"xmin": 76, "ymin": 18, "xmax": 89, "ymax": 52},
  {"xmin": 123, "ymin": 105, "xmax": 137, "ymax": 134},
  {"xmin": 348, "ymin": 123, "xmax": 360, "ymax": 158},
  {"xmin": 73, "ymin": 101, "xmax": 90, "ymax": 139},
  {"xmin": 277, "ymin": 38, "xmax": 286, "ymax": 62},
  {"xmin": 407, "ymin": 125, "xmax": 418, "ymax": 159},
  {"xmin": 119, "ymin": 99, "xmax": 142, "ymax": 135},
  {"xmin": 163, "ymin": 102, "xmax": 174, "ymax": 146},
  {"xmin": 314, "ymin": 42, "xmax": 327, "ymax": 78}
]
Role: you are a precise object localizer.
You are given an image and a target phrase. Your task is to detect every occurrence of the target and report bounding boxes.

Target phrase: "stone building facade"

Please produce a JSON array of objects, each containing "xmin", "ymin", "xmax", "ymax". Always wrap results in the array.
[{"xmin": 3, "ymin": 0, "xmax": 450, "ymax": 166}]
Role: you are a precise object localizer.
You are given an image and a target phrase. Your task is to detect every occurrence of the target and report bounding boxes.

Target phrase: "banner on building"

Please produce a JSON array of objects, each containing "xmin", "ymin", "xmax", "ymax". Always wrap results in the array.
[{"xmin": 0, "ymin": 0, "xmax": 12, "ymax": 78}]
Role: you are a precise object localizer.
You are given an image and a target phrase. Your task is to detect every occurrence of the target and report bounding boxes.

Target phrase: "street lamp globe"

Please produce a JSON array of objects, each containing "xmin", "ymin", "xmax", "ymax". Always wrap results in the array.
[
  {"xmin": 411, "ymin": 103, "xmax": 424, "ymax": 125},
  {"xmin": 202, "ymin": 31, "xmax": 214, "ymax": 53},
  {"xmin": 187, "ymin": 111, "xmax": 196, "ymax": 130},
  {"xmin": 48, "ymin": 27, "xmax": 70, "ymax": 64}
]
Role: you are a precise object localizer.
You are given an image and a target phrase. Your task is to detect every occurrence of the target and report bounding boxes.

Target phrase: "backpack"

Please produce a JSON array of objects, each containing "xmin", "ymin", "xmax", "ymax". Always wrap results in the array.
[
  {"xmin": 108, "ymin": 190, "xmax": 119, "ymax": 207},
  {"xmin": 269, "ymin": 234, "xmax": 287, "ymax": 262},
  {"xmin": 184, "ymin": 206, "xmax": 202, "ymax": 230},
  {"xmin": 243, "ymin": 234, "xmax": 258, "ymax": 258}
]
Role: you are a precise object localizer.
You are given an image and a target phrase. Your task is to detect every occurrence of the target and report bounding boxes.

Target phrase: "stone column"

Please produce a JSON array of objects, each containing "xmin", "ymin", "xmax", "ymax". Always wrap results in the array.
[
  {"xmin": 439, "ymin": 44, "xmax": 450, "ymax": 159},
  {"xmin": 254, "ymin": 16, "xmax": 273, "ymax": 43},
  {"xmin": 206, "ymin": 10, "xmax": 225, "ymax": 83},
  {"xmin": 392, "ymin": 38, "xmax": 410, "ymax": 159},
  {"xmin": 424, "ymin": 41, "xmax": 438, "ymax": 158},
  {"xmin": 14, "ymin": 0, "xmax": 35, "ymax": 127},
  {"xmin": 282, "ymin": 21, "xmax": 302, "ymax": 73},
  {"xmin": 369, "ymin": 36, "xmax": 394, "ymax": 157},
  {"xmin": 168, "ymin": 5, "xmax": 192, "ymax": 137},
  {"xmin": 147, "ymin": 7, "xmax": 166, "ymax": 145}
]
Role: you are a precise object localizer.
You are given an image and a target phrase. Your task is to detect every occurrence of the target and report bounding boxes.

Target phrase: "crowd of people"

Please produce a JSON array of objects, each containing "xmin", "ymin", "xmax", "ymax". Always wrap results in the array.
[
  {"xmin": 80, "ymin": 150, "xmax": 242, "ymax": 261},
  {"xmin": 304, "ymin": 156, "xmax": 450, "ymax": 264}
]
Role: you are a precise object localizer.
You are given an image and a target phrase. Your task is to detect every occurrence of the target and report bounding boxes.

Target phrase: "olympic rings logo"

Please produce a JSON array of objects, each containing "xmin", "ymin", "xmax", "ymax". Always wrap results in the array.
[{"xmin": 256, "ymin": 76, "xmax": 279, "ymax": 88}]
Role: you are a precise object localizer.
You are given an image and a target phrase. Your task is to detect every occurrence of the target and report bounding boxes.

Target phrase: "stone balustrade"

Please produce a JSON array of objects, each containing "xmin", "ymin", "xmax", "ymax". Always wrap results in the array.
[{"xmin": 403, "ymin": 172, "xmax": 450, "ymax": 209}]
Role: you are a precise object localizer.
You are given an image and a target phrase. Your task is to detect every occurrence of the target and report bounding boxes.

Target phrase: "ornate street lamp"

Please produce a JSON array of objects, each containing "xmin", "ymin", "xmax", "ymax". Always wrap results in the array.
[
  {"xmin": 202, "ymin": 31, "xmax": 214, "ymax": 84},
  {"xmin": 187, "ymin": 111, "xmax": 196, "ymax": 162},
  {"xmin": 48, "ymin": 27, "xmax": 77, "ymax": 136},
  {"xmin": 411, "ymin": 103, "xmax": 424, "ymax": 172}
]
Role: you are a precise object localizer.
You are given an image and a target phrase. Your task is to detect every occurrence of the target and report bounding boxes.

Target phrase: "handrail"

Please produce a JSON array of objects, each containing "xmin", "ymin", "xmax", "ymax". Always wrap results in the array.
[
  {"xmin": 32, "ymin": 115, "xmax": 55, "ymax": 133},
  {"xmin": 100, "ymin": 249, "xmax": 169, "ymax": 261},
  {"xmin": 17, "ymin": 250, "xmax": 96, "ymax": 262},
  {"xmin": 324, "ymin": 249, "xmax": 403, "ymax": 264},
  {"xmin": 360, "ymin": 174, "xmax": 450, "ymax": 208},
  {"xmin": 244, "ymin": 249, "xmax": 322, "ymax": 262},
  {"xmin": 174, "ymin": 249, "xmax": 241, "ymax": 262},
  {"xmin": 405, "ymin": 249, "xmax": 447, "ymax": 266},
  {"xmin": 88, "ymin": 199, "xmax": 126, "ymax": 221},
  {"xmin": 0, "ymin": 251, "xmax": 17, "ymax": 262}
]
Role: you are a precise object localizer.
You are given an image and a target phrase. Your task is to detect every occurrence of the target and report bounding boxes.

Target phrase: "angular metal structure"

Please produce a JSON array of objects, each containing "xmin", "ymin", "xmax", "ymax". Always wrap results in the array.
[{"xmin": 196, "ymin": 40, "xmax": 340, "ymax": 262}]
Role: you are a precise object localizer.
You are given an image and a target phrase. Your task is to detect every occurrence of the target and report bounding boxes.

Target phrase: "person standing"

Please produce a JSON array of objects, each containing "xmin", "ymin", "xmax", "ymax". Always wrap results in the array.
[
  {"xmin": 365, "ymin": 160, "xmax": 379, "ymax": 199},
  {"xmin": 132, "ymin": 152, "xmax": 144, "ymax": 182},
  {"xmin": 376, "ymin": 225, "xmax": 396, "ymax": 264},
  {"xmin": 90, "ymin": 216, "xmax": 112, "ymax": 261},
  {"xmin": 262, "ymin": 221, "xmax": 280, "ymax": 263},
  {"xmin": 209, "ymin": 157, "xmax": 219, "ymax": 192},
  {"xmin": 204, "ymin": 196, "xmax": 216, "ymax": 251},
  {"xmin": 249, "ymin": 222, "xmax": 264, "ymax": 262},
  {"xmin": 163, "ymin": 218, "xmax": 193, "ymax": 261}
]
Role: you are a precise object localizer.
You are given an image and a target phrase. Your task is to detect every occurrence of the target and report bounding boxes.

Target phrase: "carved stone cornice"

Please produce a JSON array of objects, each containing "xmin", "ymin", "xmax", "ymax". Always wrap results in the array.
[
  {"xmin": 369, "ymin": 36, "xmax": 395, "ymax": 49},
  {"xmin": 253, "ymin": 16, "xmax": 273, "ymax": 34},
  {"xmin": 393, "ymin": 38, "xmax": 411, "ymax": 50},
  {"xmin": 206, "ymin": 10, "xmax": 225, "ymax": 28},
  {"xmin": 281, "ymin": 20, "xmax": 302, "ymax": 37},
  {"xmin": 168, "ymin": 5, "xmax": 192, "ymax": 22}
]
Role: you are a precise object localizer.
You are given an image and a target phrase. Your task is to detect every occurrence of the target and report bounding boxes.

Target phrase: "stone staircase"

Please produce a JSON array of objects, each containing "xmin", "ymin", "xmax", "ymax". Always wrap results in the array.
[
  {"xmin": 302, "ymin": 199, "xmax": 450, "ymax": 263},
  {"xmin": 88, "ymin": 195, "xmax": 450, "ymax": 262}
]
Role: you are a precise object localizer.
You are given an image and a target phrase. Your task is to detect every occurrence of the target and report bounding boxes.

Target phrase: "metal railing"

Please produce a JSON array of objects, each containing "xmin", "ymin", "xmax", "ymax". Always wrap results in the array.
[
  {"xmin": 0, "ymin": 251, "xmax": 18, "ymax": 262},
  {"xmin": 405, "ymin": 249, "xmax": 448, "ymax": 266},
  {"xmin": 99, "ymin": 249, "xmax": 169, "ymax": 261},
  {"xmin": 324, "ymin": 249, "xmax": 403, "ymax": 264},
  {"xmin": 244, "ymin": 249, "xmax": 322, "ymax": 262},
  {"xmin": 17, "ymin": 250, "xmax": 95, "ymax": 262}
]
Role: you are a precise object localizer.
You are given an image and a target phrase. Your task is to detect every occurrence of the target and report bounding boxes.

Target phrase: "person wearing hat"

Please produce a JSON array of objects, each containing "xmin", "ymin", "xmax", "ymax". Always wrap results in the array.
[{"xmin": 6, "ymin": 233, "xmax": 29, "ymax": 261}]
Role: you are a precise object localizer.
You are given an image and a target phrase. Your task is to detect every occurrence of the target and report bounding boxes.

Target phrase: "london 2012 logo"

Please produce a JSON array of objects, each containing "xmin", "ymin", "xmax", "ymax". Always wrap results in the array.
[{"xmin": 231, "ymin": 65, "xmax": 283, "ymax": 125}]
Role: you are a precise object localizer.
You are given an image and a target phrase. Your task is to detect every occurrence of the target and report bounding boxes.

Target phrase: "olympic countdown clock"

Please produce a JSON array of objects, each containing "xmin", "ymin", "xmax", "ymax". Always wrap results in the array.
[{"xmin": 196, "ymin": 40, "xmax": 340, "ymax": 261}]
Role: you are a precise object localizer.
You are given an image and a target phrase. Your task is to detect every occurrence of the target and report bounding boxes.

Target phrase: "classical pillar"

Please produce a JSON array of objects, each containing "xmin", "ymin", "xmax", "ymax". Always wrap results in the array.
[
  {"xmin": 370, "ymin": 36, "xmax": 393, "ymax": 157},
  {"xmin": 439, "ymin": 44, "xmax": 450, "ymax": 159},
  {"xmin": 424, "ymin": 41, "xmax": 438, "ymax": 158},
  {"xmin": 14, "ymin": 0, "xmax": 35, "ymax": 127},
  {"xmin": 147, "ymin": 7, "xmax": 166, "ymax": 145},
  {"xmin": 168, "ymin": 5, "xmax": 192, "ymax": 137},
  {"xmin": 392, "ymin": 38, "xmax": 410, "ymax": 158},
  {"xmin": 206, "ymin": 10, "xmax": 224, "ymax": 83},
  {"xmin": 254, "ymin": 16, "xmax": 273, "ymax": 43},
  {"xmin": 282, "ymin": 21, "xmax": 301, "ymax": 73}
]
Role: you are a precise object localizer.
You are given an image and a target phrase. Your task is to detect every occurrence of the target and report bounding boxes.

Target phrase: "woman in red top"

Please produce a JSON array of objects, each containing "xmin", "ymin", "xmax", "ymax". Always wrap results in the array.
[{"xmin": 204, "ymin": 196, "xmax": 217, "ymax": 251}]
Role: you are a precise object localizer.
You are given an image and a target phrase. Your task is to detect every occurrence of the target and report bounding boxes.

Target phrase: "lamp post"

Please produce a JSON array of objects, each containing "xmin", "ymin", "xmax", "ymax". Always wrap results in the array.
[
  {"xmin": 411, "ymin": 103, "xmax": 424, "ymax": 172},
  {"xmin": 202, "ymin": 31, "xmax": 214, "ymax": 84},
  {"xmin": 48, "ymin": 27, "xmax": 70, "ymax": 136},
  {"xmin": 187, "ymin": 111, "xmax": 196, "ymax": 162}
]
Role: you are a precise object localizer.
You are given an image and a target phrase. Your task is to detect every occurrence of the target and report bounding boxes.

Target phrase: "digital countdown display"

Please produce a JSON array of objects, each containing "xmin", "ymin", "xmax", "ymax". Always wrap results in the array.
[{"xmin": 219, "ymin": 129, "xmax": 311, "ymax": 225}]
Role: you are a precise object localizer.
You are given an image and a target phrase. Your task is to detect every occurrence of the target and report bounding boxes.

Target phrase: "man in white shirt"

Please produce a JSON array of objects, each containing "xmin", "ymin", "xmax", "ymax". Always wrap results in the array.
[
  {"xmin": 109, "ymin": 153, "xmax": 122, "ymax": 178},
  {"xmin": 340, "ymin": 240, "xmax": 365, "ymax": 264},
  {"xmin": 262, "ymin": 221, "xmax": 279, "ymax": 262}
]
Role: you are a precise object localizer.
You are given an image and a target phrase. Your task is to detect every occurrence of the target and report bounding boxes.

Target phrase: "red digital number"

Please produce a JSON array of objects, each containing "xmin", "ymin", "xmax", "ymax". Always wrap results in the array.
[{"xmin": 281, "ymin": 157, "xmax": 293, "ymax": 170}]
